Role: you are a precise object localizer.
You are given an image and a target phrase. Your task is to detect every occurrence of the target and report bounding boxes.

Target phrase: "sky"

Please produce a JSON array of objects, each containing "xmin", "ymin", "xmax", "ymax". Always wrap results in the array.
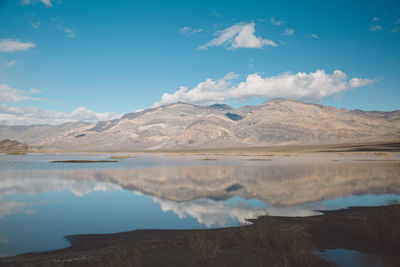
[{"xmin": 0, "ymin": 0, "xmax": 399, "ymax": 125}]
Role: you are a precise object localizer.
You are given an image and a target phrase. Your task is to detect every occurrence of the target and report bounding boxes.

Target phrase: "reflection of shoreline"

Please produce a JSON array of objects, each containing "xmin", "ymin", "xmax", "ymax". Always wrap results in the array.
[
  {"xmin": 1, "ymin": 159, "xmax": 399, "ymax": 226},
  {"xmin": 1, "ymin": 160, "xmax": 399, "ymax": 207}
]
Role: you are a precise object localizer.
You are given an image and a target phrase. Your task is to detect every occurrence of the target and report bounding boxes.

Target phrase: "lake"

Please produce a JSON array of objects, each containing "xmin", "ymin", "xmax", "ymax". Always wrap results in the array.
[{"xmin": 1, "ymin": 152, "xmax": 399, "ymax": 261}]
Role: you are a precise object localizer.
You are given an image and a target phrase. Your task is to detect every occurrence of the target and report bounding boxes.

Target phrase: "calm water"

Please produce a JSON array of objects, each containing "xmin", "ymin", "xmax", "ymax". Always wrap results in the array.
[{"xmin": 0, "ymin": 153, "xmax": 399, "ymax": 262}]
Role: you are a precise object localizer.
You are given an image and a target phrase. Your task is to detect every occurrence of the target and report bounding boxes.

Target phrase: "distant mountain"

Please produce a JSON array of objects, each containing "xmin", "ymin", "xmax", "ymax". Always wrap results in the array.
[
  {"xmin": 0, "ymin": 139, "xmax": 33, "ymax": 152},
  {"xmin": 0, "ymin": 99, "xmax": 399, "ymax": 151},
  {"xmin": 208, "ymin": 104, "xmax": 233, "ymax": 110},
  {"xmin": 0, "ymin": 122, "xmax": 90, "ymax": 146}
]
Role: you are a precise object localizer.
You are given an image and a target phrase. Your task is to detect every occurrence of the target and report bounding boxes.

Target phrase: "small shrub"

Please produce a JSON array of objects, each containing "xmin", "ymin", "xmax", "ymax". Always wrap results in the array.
[
  {"xmin": 190, "ymin": 232, "xmax": 221, "ymax": 262},
  {"xmin": 360, "ymin": 200, "xmax": 400, "ymax": 248},
  {"xmin": 241, "ymin": 216, "xmax": 317, "ymax": 267}
]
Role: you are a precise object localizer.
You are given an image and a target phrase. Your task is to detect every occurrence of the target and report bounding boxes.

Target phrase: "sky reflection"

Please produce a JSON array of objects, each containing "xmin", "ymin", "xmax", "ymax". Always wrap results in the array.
[{"xmin": 0, "ymin": 153, "xmax": 399, "ymax": 257}]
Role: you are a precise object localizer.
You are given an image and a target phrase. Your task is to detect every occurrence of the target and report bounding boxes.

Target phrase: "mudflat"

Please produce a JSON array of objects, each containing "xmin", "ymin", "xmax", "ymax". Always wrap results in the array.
[
  {"xmin": 50, "ymin": 160, "xmax": 119, "ymax": 163},
  {"xmin": 1, "ymin": 205, "xmax": 399, "ymax": 267}
]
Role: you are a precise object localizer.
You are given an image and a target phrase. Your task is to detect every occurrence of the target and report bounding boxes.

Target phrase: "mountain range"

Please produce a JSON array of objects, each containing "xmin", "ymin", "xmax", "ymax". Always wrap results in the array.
[{"xmin": 0, "ymin": 98, "xmax": 399, "ymax": 151}]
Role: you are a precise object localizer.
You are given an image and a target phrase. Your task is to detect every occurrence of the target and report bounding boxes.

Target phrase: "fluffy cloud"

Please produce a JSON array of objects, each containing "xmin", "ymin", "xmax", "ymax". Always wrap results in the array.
[
  {"xmin": 64, "ymin": 28, "xmax": 75, "ymax": 38},
  {"xmin": 154, "ymin": 197, "xmax": 264, "ymax": 227},
  {"xmin": 6, "ymin": 61, "xmax": 17, "ymax": 67},
  {"xmin": 369, "ymin": 25, "xmax": 382, "ymax": 32},
  {"xmin": 154, "ymin": 70, "xmax": 373, "ymax": 106},
  {"xmin": 0, "ymin": 84, "xmax": 42, "ymax": 102},
  {"xmin": 230, "ymin": 70, "xmax": 373, "ymax": 101},
  {"xmin": 0, "ymin": 84, "xmax": 121, "ymax": 125},
  {"xmin": 270, "ymin": 17, "xmax": 284, "ymax": 26},
  {"xmin": 179, "ymin": 26, "xmax": 203, "ymax": 35},
  {"xmin": 31, "ymin": 21, "xmax": 41, "ymax": 29},
  {"xmin": 0, "ymin": 104, "xmax": 121, "ymax": 125},
  {"xmin": 0, "ymin": 39, "xmax": 35, "ymax": 52},
  {"xmin": 282, "ymin": 28, "xmax": 294, "ymax": 36},
  {"xmin": 153, "ymin": 72, "xmax": 238, "ymax": 106},
  {"xmin": 391, "ymin": 27, "xmax": 399, "ymax": 33},
  {"xmin": 198, "ymin": 22, "xmax": 277, "ymax": 50},
  {"xmin": 154, "ymin": 197, "xmax": 320, "ymax": 227},
  {"xmin": 21, "ymin": 0, "xmax": 52, "ymax": 7},
  {"xmin": 308, "ymin": 33, "xmax": 320, "ymax": 39}
]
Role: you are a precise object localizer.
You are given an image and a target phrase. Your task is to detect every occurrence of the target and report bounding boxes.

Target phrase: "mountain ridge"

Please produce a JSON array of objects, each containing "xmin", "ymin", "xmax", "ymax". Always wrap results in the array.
[{"xmin": 1, "ymin": 98, "xmax": 399, "ymax": 151}]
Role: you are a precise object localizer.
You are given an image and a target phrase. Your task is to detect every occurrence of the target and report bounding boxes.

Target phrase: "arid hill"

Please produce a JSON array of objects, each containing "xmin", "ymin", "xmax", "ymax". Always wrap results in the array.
[
  {"xmin": 0, "ymin": 99, "xmax": 399, "ymax": 151},
  {"xmin": 0, "ymin": 139, "xmax": 33, "ymax": 153}
]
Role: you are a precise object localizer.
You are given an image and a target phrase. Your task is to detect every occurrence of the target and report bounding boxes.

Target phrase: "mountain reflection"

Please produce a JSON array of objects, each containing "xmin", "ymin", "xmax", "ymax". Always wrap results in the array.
[{"xmin": 1, "ymin": 160, "xmax": 399, "ymax": 225}]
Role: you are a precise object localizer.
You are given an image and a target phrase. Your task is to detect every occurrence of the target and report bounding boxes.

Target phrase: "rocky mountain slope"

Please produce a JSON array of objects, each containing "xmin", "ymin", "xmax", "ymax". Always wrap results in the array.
[
  {"xmin": 0, "ymin": 99, "xmax": 399, "ymax": 151},
  {"xmin": 0, "ymin": 139, "xmax": 33, "ymax": 152},
  {"xmin": 0, "ymin": 122, "xmax": 90, "ymax": 146}
]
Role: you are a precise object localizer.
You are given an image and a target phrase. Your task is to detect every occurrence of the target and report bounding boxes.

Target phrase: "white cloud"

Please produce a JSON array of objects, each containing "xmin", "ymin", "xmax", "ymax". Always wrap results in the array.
[
  {"xmin": 154, "ymin": 70, "xmax": 373, "ymax": 106},
  {"xmin": 230, "ymin": 70, "xmax": 373, "ymax": 102},
  {"xmin": 64, "ymin": 28, "xmax": 75, "ymax": 38},
  {"xmin": 0, "ymin": 84, "xmax": 42, "ymax": 102},
  {"xmin": 40, "ymin": 0, "xmax": 52, "ymax": 7},
  {"xmin": 153, "ymin": 197, "xmax": 264, "ymax": 227},
  {"xmin": 0, "ymin": 84, "xmax": 121, "ymax": 125},
  {"xmin": 308, "ymin": 33, "xmax": 320, "ymax": 39},
  {"xmin": 348, "ymin": 77, "xmax": 373, "ymax": 88},
  {"xmin": 0, "ymin": 104, "xmax": 121, "ymax": 125},
  {"xmin": 153, "ymin": 72, "xmax": 238, "ymax": 106},
  {"xmin": 0, "ymin": 200, "xmax": 28, "ymax": 218},
  {"xmin": 390, "ymin": 20, "xmax": 400, "ymax": 33},
  {"xmin": 0, "ymin": 39, "xmax": 36, "ymax": 52},
  {"xmin": 248, "ymin": 58, "xmax": 254, "ymax": 68},
  {"xmin": 31, "ymin": 21, "xmax": 41, "ymax": 29},
  {"xmin": 270, "ymin": 17, "xmax": 283, "ymax": 26},
  {"xmin": 369, "ymin": 25, "xmax": 382, "ymax": 32},
  {"xmin": 179, "ymin": 26, "xmax": 203, "ymax": 35},
  {"xmin": 69, "ymin": 107, "xmax": 120, "ymax": 121},
  {"xmin": 198, "ymin": 22, "xmax": 277, "ymax": 50},
  {"xmin": 6, "ymin": 61, "xmax": 17, "ymax": 67},
  {"xmin": 282, "ymin": 28, "xmax": 294, "ymax": 36},
  {"xmin": 21, "ymin": 0, "xmax": 52, "ymax": 7},
  {"xmin": 390, "ymin": 27, "xmax": 399, "ymax": 33},
  {"xmin": 154, "ymin": 197, "xmax": 319, "ymax": 227}
]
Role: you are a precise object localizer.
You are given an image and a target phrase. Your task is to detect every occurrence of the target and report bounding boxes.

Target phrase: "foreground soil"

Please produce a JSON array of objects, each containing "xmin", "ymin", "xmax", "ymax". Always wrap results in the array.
[{"xmin": 1, "ymin": 205, "xmax": 399, "ymax": 267}]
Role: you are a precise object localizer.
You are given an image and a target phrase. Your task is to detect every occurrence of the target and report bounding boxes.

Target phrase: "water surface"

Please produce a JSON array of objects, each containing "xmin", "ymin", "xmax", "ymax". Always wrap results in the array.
[{"xmin": 1, "ymin": 153, "xmax": 399, "ymax": 258}]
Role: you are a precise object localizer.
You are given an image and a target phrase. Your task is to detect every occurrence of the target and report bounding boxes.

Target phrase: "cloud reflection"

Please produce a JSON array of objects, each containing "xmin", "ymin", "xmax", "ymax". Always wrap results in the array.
[{"xmin": 0, "ymin": 159, "xmax": 399, "ymax": 225}]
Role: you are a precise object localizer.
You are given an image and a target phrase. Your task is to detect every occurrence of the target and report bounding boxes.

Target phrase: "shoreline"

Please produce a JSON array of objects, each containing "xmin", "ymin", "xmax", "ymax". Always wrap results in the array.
[
  {"xmin": 1, "ymin": 205, "xmax": 399, "ymax": 266},
  {"xmin": 2, "ymin": 140, "xmax": 400, "ymax": 155}
]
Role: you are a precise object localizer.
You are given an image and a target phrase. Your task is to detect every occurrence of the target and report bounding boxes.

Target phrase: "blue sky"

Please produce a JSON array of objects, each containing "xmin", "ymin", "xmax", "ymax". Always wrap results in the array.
[{"xmin": 0, "ymin": 0, "xmax": 399, "ymax": 125}]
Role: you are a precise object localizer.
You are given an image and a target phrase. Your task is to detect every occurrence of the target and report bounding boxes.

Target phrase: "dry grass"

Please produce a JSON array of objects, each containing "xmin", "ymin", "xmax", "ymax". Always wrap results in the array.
[
  {"xmin": 373, "ymin": 152, "xmax": 391, "ymax": 156},
  {"xmin": 164, "ymin": 153, "xmax": 179, "ymax": 156},
  {"xmin": 190, "ymin": 232, "xmax": 221, "ymax": 262},
  {"xmin": 360, "ymin": 200, "xmax": 400, "ymax": 249},
  {"xmin": 110, "ymin": 155, "xmax": 135, "ymax": 159},
  {"xmin": 51, "ymin": 160, "xmax": 118, "ymax": 163},
  {"xmin": 6, "ymin": 151, "xmax": 27, "ymax": 155},
  {"xmin": 200, "ymin": 157, "xmax": 217, "ymax": 161},
  {"xmin": 101, "ymin": 248, "xmax": 142, "ymax": 267},
  {"xmin": 241, "ymin": 214, "xmax": 319, "ymax": 267}
]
